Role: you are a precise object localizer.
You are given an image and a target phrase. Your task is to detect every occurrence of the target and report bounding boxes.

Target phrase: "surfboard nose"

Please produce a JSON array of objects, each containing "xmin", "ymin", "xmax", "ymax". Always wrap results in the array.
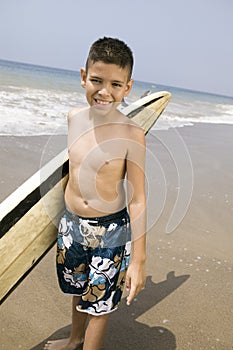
[
  {"xmin": 122, "ymin": 90, "xmax": 172, "ymax": 119},
  {"xmin": 152, "ymin": 91, "xmax": 172, "ymax": 117},
  {"xmin": 124, "ymin": 91, "xmax": 172, "ymax": 133}
]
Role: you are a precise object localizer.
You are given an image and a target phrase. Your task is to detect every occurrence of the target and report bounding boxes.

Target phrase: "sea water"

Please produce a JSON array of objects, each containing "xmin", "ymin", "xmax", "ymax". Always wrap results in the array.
[{"xmin": 0, "ymin": 59, "xmax": 233, "ymax": 136}]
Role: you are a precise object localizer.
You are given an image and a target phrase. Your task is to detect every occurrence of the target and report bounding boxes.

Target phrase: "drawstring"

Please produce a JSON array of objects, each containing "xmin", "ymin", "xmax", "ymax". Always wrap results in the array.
[{"xmin": 79, "ymin": 218, "xmax": 98, "ymax": 239}]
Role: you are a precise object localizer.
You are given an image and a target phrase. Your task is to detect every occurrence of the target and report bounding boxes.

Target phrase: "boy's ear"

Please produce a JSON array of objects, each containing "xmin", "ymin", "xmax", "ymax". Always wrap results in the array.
[
  {"xmin": 124, "ymin": 79, "xmax": 134, "ymax": 97},
  {"xmin": 80, "ymin": 68, "xmax": 87, "ymax": 88}
]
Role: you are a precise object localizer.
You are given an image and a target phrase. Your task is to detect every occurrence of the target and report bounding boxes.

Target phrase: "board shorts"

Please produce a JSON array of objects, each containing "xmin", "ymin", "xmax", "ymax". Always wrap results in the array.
[{"xmin": 56, "ymin": 206, "xmax": 131, "ymax": 316}]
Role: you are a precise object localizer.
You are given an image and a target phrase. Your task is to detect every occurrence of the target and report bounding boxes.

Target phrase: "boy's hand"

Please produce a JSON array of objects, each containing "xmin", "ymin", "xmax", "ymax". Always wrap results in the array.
[{"xmin": 125, "ymin": 261, "xmax": 146, "ymax": 305}]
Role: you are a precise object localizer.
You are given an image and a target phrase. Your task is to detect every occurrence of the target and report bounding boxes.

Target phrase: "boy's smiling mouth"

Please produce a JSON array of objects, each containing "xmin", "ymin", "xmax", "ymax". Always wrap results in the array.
[{"xmin": 94, "ymin": 98, "xmax": 113, "ymax": 106}]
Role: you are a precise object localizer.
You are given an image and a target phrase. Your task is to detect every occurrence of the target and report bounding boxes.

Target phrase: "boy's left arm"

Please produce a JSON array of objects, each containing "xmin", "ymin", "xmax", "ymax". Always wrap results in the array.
[{"xmin": 125, "ymin": 126, "xmax": 147, "ymax": 306}]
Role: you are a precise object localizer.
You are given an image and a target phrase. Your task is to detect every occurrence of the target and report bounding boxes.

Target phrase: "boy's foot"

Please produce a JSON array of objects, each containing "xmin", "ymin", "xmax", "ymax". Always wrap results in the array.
[{"xmin": 44, "ymin": 338, "xmax": 84, "ymax": 350}]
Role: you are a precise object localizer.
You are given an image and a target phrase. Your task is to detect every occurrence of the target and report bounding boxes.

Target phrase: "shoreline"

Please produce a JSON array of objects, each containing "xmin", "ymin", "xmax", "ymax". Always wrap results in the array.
[{"xmin": 1, "ymin": 123, "xmax": 233, "ymax": 349}]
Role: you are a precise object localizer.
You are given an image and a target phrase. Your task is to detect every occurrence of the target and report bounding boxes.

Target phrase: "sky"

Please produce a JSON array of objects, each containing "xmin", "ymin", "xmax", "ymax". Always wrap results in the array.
[{"xmin": 0, "ymin": 0, "xmax": 233, "ymax": 97}]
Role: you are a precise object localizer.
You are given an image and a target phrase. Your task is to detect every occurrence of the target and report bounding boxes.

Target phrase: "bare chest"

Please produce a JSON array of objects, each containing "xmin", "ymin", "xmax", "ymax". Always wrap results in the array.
[{"xmin": 68, "ymin": 129, "xmax": 128, "ymax": 173}]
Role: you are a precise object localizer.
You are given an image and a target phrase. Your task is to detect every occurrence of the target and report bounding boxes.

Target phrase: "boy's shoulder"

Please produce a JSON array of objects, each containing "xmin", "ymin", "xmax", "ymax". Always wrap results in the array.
[
  {"xmin": 68, "ymin": 106, "xmax": 89, "ymax": 120},
  {"xmin": 118, "ymin": 111, "xmax": 145, "ymax": 142}
]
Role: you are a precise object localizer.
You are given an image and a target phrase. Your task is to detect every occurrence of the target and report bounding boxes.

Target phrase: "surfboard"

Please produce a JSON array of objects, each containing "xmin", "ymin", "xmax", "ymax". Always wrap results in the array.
[{"xmin": 0, "ymin": 90, "xmax": 171, "ymax": 303}]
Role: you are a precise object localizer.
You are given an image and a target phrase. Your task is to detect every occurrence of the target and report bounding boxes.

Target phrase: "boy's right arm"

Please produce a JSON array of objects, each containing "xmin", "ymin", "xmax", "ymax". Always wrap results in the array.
[{"xmin": 67, "ymin": 107, "xmax": 87, "ymax": 150}]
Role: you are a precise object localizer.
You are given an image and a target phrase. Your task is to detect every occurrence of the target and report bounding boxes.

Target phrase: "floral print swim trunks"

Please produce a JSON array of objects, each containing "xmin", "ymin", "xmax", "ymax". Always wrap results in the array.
[{"xmin": 56, "ymin": 207, "xmax": 131, "ymax": 315}]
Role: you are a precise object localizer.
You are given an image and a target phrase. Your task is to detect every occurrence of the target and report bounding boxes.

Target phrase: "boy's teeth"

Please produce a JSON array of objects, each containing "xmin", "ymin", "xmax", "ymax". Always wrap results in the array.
[{"xmin": 96, "ymin": 99, "xmax": 110, "ymax": 104}]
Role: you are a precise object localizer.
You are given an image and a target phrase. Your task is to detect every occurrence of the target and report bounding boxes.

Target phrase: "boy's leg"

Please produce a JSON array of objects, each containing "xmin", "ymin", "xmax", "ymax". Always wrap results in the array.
[
  {"xmin": 44, "ymin": 296, "xmax": 87, "ymax": 350},
  {"xmin": 83, "ymin": 313, "xmax": 110, "ymax": 350},
  {"xmin": 70, "ymin": 296, "xmax": 88, "ymax": 343}
]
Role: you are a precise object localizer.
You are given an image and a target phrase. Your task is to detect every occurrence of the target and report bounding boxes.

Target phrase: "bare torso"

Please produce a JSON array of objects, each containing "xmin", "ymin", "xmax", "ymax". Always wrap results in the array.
[{"xmin": 65, "ymin": 107, "xmax": 135, "ymax": 217}]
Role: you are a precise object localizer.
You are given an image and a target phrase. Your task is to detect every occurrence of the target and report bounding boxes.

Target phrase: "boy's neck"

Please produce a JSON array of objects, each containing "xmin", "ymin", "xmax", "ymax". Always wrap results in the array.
[{"xmin": 88, "ymin": 104, "xmax": 121, "ymax": 124}]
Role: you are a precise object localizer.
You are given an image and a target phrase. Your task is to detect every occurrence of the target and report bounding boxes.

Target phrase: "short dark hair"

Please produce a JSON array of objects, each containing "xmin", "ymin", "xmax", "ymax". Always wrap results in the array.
[{"xmin": 85, "ymin": 37, "xmax": 134, "ymax": 80}]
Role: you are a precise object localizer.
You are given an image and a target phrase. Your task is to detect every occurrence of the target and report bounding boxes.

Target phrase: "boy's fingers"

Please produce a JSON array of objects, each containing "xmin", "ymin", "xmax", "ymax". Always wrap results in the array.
[
  {"xmin": 125, "ymin": 274, "xmax": 131, "ymax": 291},
  {"xmin": 126, "ymin": 286, "xmax": 136, "ymax": 305}
]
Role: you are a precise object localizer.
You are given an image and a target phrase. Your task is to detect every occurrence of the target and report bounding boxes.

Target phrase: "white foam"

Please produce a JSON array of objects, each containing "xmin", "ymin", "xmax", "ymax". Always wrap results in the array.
[
  {"xmin": 0, "ymin": 86, "xmax": 86, "ymax": 135},
  {"xmin": 153, "ymin": 113, "xmax": 233, "ymax": 130},
  {"xmin": 152, "ymin": 98, "xmax": 233, "ymax": 130},
  {"xmin": 152, "ymin": 116, "xmax": 194, "ymax": 130}
]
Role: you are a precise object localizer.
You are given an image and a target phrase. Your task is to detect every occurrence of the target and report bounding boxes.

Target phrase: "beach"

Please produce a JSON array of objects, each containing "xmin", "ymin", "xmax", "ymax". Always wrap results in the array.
[{"xmin": 1, "ymin": 123, "xmax": 232, "ymax": 349}]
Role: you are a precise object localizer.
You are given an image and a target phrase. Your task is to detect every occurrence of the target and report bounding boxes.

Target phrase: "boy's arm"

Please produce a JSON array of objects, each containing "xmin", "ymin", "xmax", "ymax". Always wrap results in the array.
[
  {"xmin": 125, "ymin": 126, "xmax": 147, "ymax": 305},
  {"xmin": 67, "ymin": 107, "xmax": 88, "ymax": 149}
]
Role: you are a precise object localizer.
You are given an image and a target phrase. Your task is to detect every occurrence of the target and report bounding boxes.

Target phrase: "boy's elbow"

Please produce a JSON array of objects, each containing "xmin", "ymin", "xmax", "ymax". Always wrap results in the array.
[{"xmin": 128, "ymin": 197, "xmax": 146, "ymax": 211}]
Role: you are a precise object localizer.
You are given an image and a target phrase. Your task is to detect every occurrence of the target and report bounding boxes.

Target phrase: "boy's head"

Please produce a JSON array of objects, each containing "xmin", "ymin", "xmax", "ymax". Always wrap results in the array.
[{"xmin": 85, "ymin": 37, "xmax": 134, "ymax": 81}]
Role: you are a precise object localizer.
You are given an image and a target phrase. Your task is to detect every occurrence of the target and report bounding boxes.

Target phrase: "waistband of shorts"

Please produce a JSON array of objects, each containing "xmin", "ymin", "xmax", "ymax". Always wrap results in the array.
[{"xmin": 64, "ymin": 206, "xmax": 128, "ymax": 225}]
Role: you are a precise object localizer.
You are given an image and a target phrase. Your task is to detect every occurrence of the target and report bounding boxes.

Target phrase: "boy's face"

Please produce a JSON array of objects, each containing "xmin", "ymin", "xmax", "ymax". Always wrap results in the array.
[{"xmin": 80, "ymin": 61, "xmax": 133, "ymax": 110}]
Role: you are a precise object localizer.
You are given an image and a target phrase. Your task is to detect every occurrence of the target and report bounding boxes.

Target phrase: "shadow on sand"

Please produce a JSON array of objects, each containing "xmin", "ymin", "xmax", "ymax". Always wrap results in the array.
[{"xmin": 31, "ymin": 271, "xmax": 189, "ymax": 350}]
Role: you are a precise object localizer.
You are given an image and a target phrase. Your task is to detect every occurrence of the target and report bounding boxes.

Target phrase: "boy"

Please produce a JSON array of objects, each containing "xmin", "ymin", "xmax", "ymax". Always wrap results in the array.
[{"xmin": 45, "ymin": 37, "xmax": 146, "ymax": 350}]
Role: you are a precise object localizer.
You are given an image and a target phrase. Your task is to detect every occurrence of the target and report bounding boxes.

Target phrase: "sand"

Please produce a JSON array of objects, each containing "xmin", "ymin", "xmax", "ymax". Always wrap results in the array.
[{"xmin": 0, "ymin": 124, "xmax": 233, "ymax": 349}]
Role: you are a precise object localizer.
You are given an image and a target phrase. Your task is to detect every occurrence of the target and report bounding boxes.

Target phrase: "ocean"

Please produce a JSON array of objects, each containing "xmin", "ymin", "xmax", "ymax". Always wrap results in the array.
[{"xmin": 0, "ymin": 59, "xmax": 233, "ymax": 136}]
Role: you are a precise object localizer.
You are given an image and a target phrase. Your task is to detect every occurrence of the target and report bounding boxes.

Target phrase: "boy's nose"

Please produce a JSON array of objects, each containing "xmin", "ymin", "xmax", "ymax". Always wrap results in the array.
[{"xmin": 98, "ymin": 84, "xmax": 111, "ymax": 96}]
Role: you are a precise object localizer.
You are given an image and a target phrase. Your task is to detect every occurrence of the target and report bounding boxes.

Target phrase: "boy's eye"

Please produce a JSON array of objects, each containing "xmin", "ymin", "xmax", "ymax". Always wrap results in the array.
[
  {"xmin": 90, "ymin": 78, "xmax": 101, "ymax": 84},
  {"xmin": 112, "ymin": 82, "xmax": 123, "ymax": 87}
]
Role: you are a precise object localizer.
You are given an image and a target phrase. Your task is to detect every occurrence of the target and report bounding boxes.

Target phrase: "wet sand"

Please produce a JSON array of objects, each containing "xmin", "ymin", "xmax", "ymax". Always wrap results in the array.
[{"xmin": 0, "ymin": 124, "xmax": 233, "ymax": 349}]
